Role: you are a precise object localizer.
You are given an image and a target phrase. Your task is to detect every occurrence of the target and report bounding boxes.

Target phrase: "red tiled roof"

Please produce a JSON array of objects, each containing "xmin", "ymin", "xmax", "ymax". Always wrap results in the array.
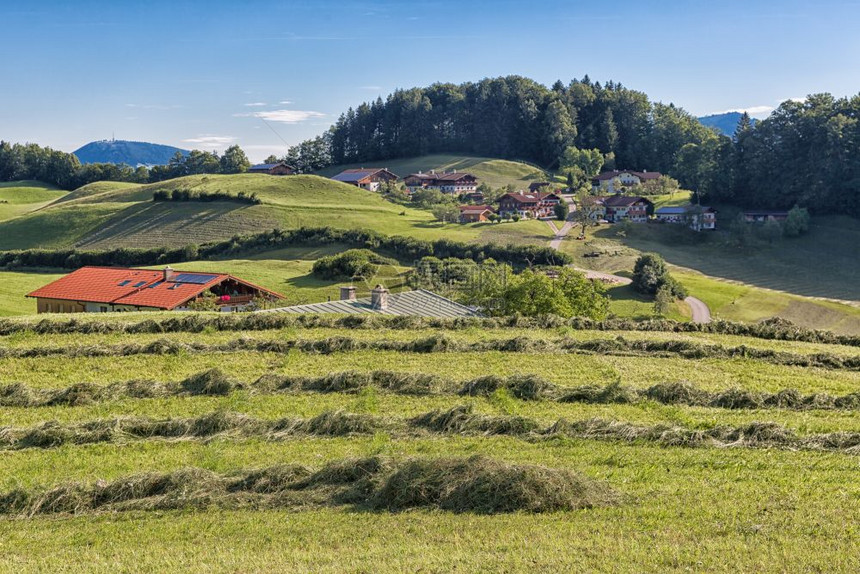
[
  {"xmin": 26, "ymin": 267, "xmax": 283, "ymax": 310},
  {"xmin": 459, "ymin": 204, "xmax": 494, "ymax": 214}
]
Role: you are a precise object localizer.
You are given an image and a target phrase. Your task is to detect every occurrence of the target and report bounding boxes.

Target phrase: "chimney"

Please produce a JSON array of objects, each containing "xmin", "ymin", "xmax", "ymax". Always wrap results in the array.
[
  {"xmin": 370, "ymin": 284, "xmax": 389, "ymax": 311},
  {"xmin": 340, "ymin": 286, "xmax": 357, "ymax": 301},
  {"xmin": 163, "ymin": 266, "xmax": 176, "ymax": 281}
]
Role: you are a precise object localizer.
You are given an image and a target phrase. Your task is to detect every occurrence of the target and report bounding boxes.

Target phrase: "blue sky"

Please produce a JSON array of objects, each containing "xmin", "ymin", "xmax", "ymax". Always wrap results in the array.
[{"xmin": 1, "ymin": 0, "xmax": 858, "ymax": 162}]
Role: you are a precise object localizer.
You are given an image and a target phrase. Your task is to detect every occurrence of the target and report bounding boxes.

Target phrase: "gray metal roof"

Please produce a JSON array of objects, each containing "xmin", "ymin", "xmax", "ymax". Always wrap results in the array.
[
  {"xmin": 655, "ymin": 206, "xmax": 687, "ymax": 214},
  {"xmin": 259, "ymin": 289, "xmax": 480, "ymax": 318}
]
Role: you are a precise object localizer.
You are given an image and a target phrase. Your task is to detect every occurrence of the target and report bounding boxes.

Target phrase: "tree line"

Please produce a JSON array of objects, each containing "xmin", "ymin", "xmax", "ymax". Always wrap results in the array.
[{"xmin": 0, "ymin": 142, "xmax": 252, "ymax": 190}]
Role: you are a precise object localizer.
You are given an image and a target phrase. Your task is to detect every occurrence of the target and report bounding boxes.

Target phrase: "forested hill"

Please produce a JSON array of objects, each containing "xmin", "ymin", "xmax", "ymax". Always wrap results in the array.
[
  {"xmin": 697, "ymin": 112, "xmax": 758, "ymax": 136},
  {"xmin": 73, "ymin": 140, "xmax": 188, "ymax": 166},
  {"xmin": 281, "ymin": 77, "xmax": 859, "ymax": 216}
]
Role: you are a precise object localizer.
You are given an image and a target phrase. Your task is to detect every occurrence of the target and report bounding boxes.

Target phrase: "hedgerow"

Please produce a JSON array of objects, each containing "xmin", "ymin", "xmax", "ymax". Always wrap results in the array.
[{"xmin": 0, "ymin": 226, "xmax": 570, "ymax": 270}]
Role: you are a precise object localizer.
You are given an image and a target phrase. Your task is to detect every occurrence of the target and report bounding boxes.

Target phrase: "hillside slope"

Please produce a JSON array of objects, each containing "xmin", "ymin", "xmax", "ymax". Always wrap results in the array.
[
  {"xmin": 0, "ymin": 173, "xmax": 552, "ymax": 250},
  {"xmin": 0, "ymin": 181, "xmax": 67, "ymax": 222},
  {"xmin": 316, "ymin": 154, "xmax": 547, "ymax": 189}
]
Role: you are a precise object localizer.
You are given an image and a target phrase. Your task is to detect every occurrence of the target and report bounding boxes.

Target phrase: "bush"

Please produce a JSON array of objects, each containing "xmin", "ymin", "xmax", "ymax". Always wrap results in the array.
[
  {"xmin": 783, "ymin": 205, "xmax": 810, "ymax": 237},
  {"xmin": 311, "ymin": 249, "xmax": 397, "ymax": 280}
]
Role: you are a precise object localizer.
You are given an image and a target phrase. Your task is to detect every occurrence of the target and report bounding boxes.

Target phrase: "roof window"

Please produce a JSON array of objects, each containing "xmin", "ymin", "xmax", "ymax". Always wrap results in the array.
[
  {"xmin": 118, "ymin": 280, "xmax": 131, "ymax": 286},
  {"xmin": 132, "ymin": 281, "xmax": 147, "ymax": 288}
]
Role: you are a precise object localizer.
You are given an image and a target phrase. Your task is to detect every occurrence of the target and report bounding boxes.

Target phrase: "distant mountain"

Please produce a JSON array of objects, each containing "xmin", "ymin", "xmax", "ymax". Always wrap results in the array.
[
  {"xmin": 697, "ymin": 112, "xmax": 758, "ymax": 137},
  {"xmin": 73, "ymin": 140, "xmax": 189, "ymax": 166}
]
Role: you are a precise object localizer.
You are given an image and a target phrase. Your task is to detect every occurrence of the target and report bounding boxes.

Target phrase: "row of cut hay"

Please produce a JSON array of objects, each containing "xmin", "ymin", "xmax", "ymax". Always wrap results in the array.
[
  {"xmin": 2, "ymin": 334, "xmax": 858, "ymax": 370},
  {"xmin": 6, "ymin": 369, "xmax": 860, "ymax": 411},
  {"xmin": 3, "ymin": 313, "xmax": 855, "ymax": 346},
  {"xmin": 0, "ymin": 455, "xmax": 617, "ymax": 517},
  {"xmin": 4, "ymin": 405, "xmax": 860, "ymax": 454}
]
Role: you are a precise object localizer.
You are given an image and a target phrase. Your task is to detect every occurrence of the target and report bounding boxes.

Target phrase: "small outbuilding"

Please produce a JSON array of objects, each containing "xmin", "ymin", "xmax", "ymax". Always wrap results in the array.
[{"xmin": 248, "ymin": 161, "xmax": 295, "ymax": 175}]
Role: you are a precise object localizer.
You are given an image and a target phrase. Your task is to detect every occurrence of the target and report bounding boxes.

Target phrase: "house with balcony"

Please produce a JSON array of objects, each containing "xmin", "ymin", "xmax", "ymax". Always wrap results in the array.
[
  {"xmin": 403, "ymin": 171, "xmax": 478, "ymax": 194},
  {"xmin": 655, "ymin": 205, "xmax": 717, "ymax": 231},
  {"xmin": 602, "ymin": 195, "xmax": 652, "ymax": 223},
  {"xmin": 497, "ymin": 191, "xmax": 561, "ymax": 219}
]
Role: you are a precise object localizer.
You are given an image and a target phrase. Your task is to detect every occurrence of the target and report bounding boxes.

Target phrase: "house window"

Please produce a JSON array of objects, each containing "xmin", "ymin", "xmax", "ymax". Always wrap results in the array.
[
  {"xmin": 100, "ymin": 306, "xmax": 108, "ymax": 313},
  {"xmin": 45, "ymin": 302, "xmax": 51, "ymax": 312}
]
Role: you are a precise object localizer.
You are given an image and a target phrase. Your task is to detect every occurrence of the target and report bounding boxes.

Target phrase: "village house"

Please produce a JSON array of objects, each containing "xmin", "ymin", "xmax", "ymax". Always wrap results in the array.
[
  {"xmin": 261, "ymin": 285, "xmax": 480, "ymax": 318},
  {"xmin": 331, "ymin": 168, "xmax": 399, "ymax": 191},
  {"xmin": 497, "ymin": 191, "xmax": 561, "ymax": 219},
  {"xmin": 655, "ymin": 205, "xmax": 717, "ymax": 231},
  {"xmin": 248, "ymin": 161, "xmax": 295, "ymax": 175},
  {"xmin": 458, "ymin": 204, "xmax": 495, "ymax": 223},
  {"xmin": 26, "ymin": 266, "xmax": 283, "ymax": 314},
  {"xmin": 602, "ymin": 195, "xmax": 652, "ymax": 223},
  {"xmin": 591, "ymin": 170, "xmax": 662, "ymax": 194},
  {"xmin": 403, "ymin": 171, "xmax": 478, "ymax": 194},
  {"xmin": 743, "ymin": 210, "xmax": 789, "ymax": 223}
]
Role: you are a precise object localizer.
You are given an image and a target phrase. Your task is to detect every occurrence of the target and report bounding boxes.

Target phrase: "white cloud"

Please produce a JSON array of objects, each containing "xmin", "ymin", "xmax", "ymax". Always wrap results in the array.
[
  {"xmin": 234, "ymin": 109, "xmax": 325, "ymax": 123},
  {"xmin": 182, "ymin": 135, "xmax": 236, "ymax": 149},
  {"xmin": 279, "ymin": 100, "xmax": 292, "ymax": 104},
  {"xmin": 780, "ymin": 96, "xmax": 807, "ymax": 104},
  {"xmin": 243, "ymin": 102, "xmax": 267, "ymax": 107}
]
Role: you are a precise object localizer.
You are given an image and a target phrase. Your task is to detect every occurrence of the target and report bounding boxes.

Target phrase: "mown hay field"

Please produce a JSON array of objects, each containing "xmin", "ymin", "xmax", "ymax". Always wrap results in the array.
[{"xmin": 1, "ymin": 316, "xmax": 859, "ymax": 572}]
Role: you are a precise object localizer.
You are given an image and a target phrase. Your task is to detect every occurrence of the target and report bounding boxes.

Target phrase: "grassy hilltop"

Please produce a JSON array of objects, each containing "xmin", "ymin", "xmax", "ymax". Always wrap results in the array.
[
  {"xmin": 0, "ymin": 173, "xmax": 552, "ymax": 251},
  {"xmin": 315, "ymin": 153, "xmax": 547, "ymax": 189},
  {"xmin": 0, "ymin": 314, "xmax": 858, "ymax": 571}
]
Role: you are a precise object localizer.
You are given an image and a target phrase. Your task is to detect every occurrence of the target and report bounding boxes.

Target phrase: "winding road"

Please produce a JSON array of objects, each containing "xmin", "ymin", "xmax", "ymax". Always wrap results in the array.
[{"xmin": 544, "ymin": 218, "xmax": 712, "ymax": 323}]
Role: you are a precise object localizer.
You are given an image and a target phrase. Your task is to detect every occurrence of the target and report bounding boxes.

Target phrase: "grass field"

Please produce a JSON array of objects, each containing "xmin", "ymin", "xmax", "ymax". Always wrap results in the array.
[
  {"xmin": 557, "ymin": 214, "xmax": 860, "ymax": 334},
  {"xmin": 0, "ymin": 318, "xmax": 859, "ymax": 572},
  {"xmin": 0, "ymin": 175, "xmax": 553, "ymax": 250},
  {"xmin": 0, "ymin": 181, "xmax": 67, "ymax": 222},
  {"xmin": 315, "ymin": 153, "xmax": 548, "ymax": 189}
]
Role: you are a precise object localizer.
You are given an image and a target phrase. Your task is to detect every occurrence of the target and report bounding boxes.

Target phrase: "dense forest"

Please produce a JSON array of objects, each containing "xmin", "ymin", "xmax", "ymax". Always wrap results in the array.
[
  {"xmin": 281, "ymin": 77, "xmax": 860, "ymax": 216},
  {"xmin": 2, "ymin": 76, "xmax": 858, "ymax": 216}
]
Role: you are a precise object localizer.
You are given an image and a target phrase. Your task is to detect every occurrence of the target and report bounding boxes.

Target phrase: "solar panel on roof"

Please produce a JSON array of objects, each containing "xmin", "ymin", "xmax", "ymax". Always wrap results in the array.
[{"xmin": 174, "ymin": 273, "xmax": 219, "ymax": 284}]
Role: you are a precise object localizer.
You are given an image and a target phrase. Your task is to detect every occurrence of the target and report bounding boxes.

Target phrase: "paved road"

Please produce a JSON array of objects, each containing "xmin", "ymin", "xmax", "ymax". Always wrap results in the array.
[
  {"xmin": 544, "ymin": 215, "xmax": 712, "ymax": 323},
  {"xmin": 684, "ymin": 296, "xmax": 711, "ymax": 323},
  {"xmin": 546, "ymin": 219, "xmax": 574, "ymax": 250}
]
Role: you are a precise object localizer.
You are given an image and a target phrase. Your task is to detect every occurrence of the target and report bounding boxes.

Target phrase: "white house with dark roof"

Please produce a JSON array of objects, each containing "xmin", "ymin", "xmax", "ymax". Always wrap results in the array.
[
  {"xmin": 331, "ymin": 168, "xmax": 399, "ymax": 191},
  {"xmin": 591, "ymin": 170, "xmax": 661, "ymax": 193}
]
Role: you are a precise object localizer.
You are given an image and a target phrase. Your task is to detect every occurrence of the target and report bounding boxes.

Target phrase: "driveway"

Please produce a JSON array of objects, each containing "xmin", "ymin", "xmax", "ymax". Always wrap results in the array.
[{"xmin": 684, "ymin": 296, "xmax": 711, "ymax": 323}]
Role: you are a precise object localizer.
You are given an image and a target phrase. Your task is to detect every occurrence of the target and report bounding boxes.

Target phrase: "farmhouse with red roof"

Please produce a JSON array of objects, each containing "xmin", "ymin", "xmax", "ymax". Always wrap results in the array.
[{"xmin": 26, "ymin": 266, "xmax": 283, "ymax": 314}]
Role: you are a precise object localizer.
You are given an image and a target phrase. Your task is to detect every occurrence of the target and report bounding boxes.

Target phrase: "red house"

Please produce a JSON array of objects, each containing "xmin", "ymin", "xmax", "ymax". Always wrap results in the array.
[{"xmin": 26, "ymin": 266, "xmax": 283, "ymax": 314}]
